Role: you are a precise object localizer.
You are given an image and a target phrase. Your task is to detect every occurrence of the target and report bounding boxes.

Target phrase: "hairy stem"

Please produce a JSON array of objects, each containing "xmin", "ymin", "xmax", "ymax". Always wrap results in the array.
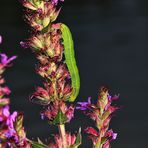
[{"xmin": 58, "ymin": 124, "xmax": 67, "ymax": 148}]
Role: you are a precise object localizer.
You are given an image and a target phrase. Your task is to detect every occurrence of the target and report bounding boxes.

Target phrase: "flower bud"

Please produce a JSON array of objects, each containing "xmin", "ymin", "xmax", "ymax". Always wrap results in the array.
[
  {"xmin": 42, "ymin": 17, "xmax": 50, "ymax": 28},
  {"xmin": 41, "ymin": 101, "xmax": 74, "ymax": 124},
  {"xmin": 22, "ymin": 0, "xmax": 44, "ymax": 11},
  {"xmin": 30, "ymin": 35, "xmax": 44, "ymax": 50}
]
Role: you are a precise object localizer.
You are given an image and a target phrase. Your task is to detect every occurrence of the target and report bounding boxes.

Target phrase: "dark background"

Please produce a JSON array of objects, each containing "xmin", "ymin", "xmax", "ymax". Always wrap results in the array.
[{"xmin": 0, "ymin": 0, "xmax": 147, "ymax": 147}]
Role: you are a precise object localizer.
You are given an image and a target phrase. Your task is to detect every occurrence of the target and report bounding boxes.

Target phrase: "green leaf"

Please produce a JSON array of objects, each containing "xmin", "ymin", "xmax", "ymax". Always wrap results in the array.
[
  {"xmin": 101, "ymin": 137, "xmax": 107, "ymax": 145},
  {"xmin": 0, "ymin": 99, "xmax": 9, "ymax": 107},
  {"xmin": 70, "ymin": 128, "xmax": 82, "ymax": 148},
  {"xmin": 52, "ymin": 110, "xmax": 68, "ymax": 125},
  {"xmin": 41, "ymin": 24, "xmax": 50, "ymax": 34},
  {"xmin": 32, "ymin": 141, "xmax": 48, "ymax": 148},
  {"xmin": 0, "ymin": 103, "xmax": 7, "ymax": 107},
  {"xmin": 14, "ymin": 113, "xmax": 24, "ymax": 134},
  {"xmin": 37, "ymin": 138, "xmax": 44, "ymax": 144}
]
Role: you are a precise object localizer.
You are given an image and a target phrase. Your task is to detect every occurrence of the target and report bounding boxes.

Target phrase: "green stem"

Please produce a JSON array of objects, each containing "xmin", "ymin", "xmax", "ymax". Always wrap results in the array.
[
  {"xmin": 95, "ymin": 119, "xmax": 103, "ymax": 148},
  {"xmin": 58, "ymin": 124, "xmax": 67, "ymax": 148},
  {"xmin": 94, "ymin": 136, "xmax": 102, "ymax": 148}
]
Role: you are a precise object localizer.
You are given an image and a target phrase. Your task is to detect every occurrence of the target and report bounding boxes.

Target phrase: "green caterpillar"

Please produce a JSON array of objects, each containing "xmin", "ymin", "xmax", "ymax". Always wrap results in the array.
[{"xmin": 61, "ymin": 23, "xmax": 80, "ymax": 102}]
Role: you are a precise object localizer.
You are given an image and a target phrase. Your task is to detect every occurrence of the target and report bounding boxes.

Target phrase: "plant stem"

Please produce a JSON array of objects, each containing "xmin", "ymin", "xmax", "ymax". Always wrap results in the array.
[
  {"xmin": 58, "ymin": 124, "xmax": 67, "ymax": 148},
  {"xmin": 94, "ymin": 136, "xmax": 101, "ymax": 148}
]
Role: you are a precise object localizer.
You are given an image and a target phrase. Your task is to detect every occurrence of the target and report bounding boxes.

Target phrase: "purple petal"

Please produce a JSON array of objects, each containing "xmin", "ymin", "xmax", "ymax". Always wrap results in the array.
[
  {"xmin": 77, "ymin": 97, "xmax": 92, "ymax": 110},
  {"xmin": 0, "ymin": 117, "xmax": 3, "ymax": 121},
  {"xmin": 7, "ymin": 56, "xmax": 17, "ymax": 63},
  {"xmin": 51, "ymin": 0, "xmax": 64, "ymax": 5},
  {"xmin": 5, "ymin": 129, "xmax": 16, "ymax": 138},
  {"xmin": 3, "ymin": 106, "xmax": 10, "ymax": 117},
  {"xmin": 20, "ymin": 41, "xmax": 29, "ymax": 49},
  {"xmin": 0, "ymin": 54, "xmax": 17, "ymax": 65},
  {"xmin": 77, "ymin": 102, "xmax": 89, "ymax": 106},
  {"xmin": 40, "ymin": 113, "xmax": 45, "ymax": 120},
  {"xmin": 11, "ymin": 111, "xmax": 18, "ymax": 121},
  {"xmin": 0, "ymin": 53, "xmax": 8, "ymax": 64},
  {"xmin": 6, "ymin": 111, "xmax": 18, "ymax": 128},
  {"xmin": 112, "ymin": 133, "xmax": 117, "ymax": 140},
  {"xmin": 76, "ymin": 106, "xmax": 87, "ymax": 111},
  {"xmin": 88, "ymin": 97, "xmax": 92, "ymax": 104},
  {"xmin": 0, "ymin": 35, "xmax": 2, "ymax": 44},
  {"xmin": 111, "ymin": 95, "xmax": 119, "ymax": 101}
]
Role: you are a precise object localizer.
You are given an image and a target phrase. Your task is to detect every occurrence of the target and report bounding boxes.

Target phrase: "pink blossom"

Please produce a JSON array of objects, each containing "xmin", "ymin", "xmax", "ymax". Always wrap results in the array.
[
  {"xmin": 6, "ymin": 111, "xmax": 18, "ymax": 129},
  {"xmin": 0, "ymin": 87, "xmax": 11, "ymax": 96},
  {"xmin": 3, "ymin": 106, "xmax": 10, "ymax": 117},
  {"xmin": 50, "ymin": 132, "xmax": 76, "ymax": 148},
  {"xmin": 41, "ymin": 101, "xmax": 74, "ymax": 124},
  {"xmin": 78, "ymin": 87, "xmax": 119, "ymax": 147}
]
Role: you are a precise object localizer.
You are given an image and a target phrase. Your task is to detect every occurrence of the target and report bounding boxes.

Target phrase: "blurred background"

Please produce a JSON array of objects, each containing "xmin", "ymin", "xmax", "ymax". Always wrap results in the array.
[{"xmin": 0, "ymin": 0, "xmax": 148, "ymax": 147}]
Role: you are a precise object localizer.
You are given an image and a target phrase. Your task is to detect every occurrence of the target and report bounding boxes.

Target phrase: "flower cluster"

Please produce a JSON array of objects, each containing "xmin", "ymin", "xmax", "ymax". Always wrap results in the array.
[
  {"xmin": 41, "ymin": 101, "xmax": 74, "ymax": 125},
  {"xmin": 31, "ymin": 62, "xmax": 72, "ymax": 105},
  {"xmin": 0, "ymin": 36, "xmax": 31, "ymax": 147},
  {"xmin": 20, "ymin": 0, "xmax": 73, "ymax": 123},
  {"xmin": 77, "ymin": 87, "xmax": 119, "ymax": 148},
  {"xmin": 20, "ymin": 0, "xmax": 82, "ymax": 148},
  {"xmin": 19, "ymin": 0, "xmax": 120, "ymax": 147},
  {"xmin": 50, "ymin": 133, "xmax": 77, "ymax": 148},
  {"xmin": 50, "ymin": 128, "xmax": 81, "ymax": 148}
]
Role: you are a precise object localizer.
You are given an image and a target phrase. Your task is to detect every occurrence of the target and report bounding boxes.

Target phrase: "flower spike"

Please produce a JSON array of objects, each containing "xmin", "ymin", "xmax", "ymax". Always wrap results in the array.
[
  {"xmin": 20, "ymin": 0, "xmax": 81, "ymax": 147},
  {"xmin": 0, "ymin": 36, "xmax": 31, "ymax": 147},
  {"xmin": 77, "ymin": 87, "xmax": 119, "ymax": 147}
]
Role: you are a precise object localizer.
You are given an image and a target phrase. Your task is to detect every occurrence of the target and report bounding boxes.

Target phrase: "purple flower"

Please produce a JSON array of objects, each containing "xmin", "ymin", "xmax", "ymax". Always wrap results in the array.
[
  {"xmin": 6, "ymin": 111, "xmax": 18, "ymax": 129},
  {"xmin": 5, "ymin": 129, "xmax": 16, "ymax": 138},
  {"xmin": 51, "ymin": 0, "xmax": 64, "ymax": 5},
  {"xmin": 112, "ymin": 133, "xmax": 117, "ymax": 140},
  {"xmin": 40, "ymin": 113, "xmax": 45, "ymax": 120},
  {"xmin": 0, "ymin": 54, "xmax": 17, "ymax": 66},
  {"xmin": 105, "ymin": 129, "xmax": 118, "ymax": 141},
  {"xmin": 3, "ymin": 106, "xmax": 10, "ymax": 117},
  {"xmin": 20, "ymin": 41, "xmax": 29, "ymax": 49},
  {"xmin": 0, "ymin": 105, "xmax": 10, "ymax": 121},
  {"xmin": 42, "ymin": 101, "xmax": 74, "ymax": 124},
  {"xmin": 76, "ymin": 97, "xmax": 91, "ymax": 110}
]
